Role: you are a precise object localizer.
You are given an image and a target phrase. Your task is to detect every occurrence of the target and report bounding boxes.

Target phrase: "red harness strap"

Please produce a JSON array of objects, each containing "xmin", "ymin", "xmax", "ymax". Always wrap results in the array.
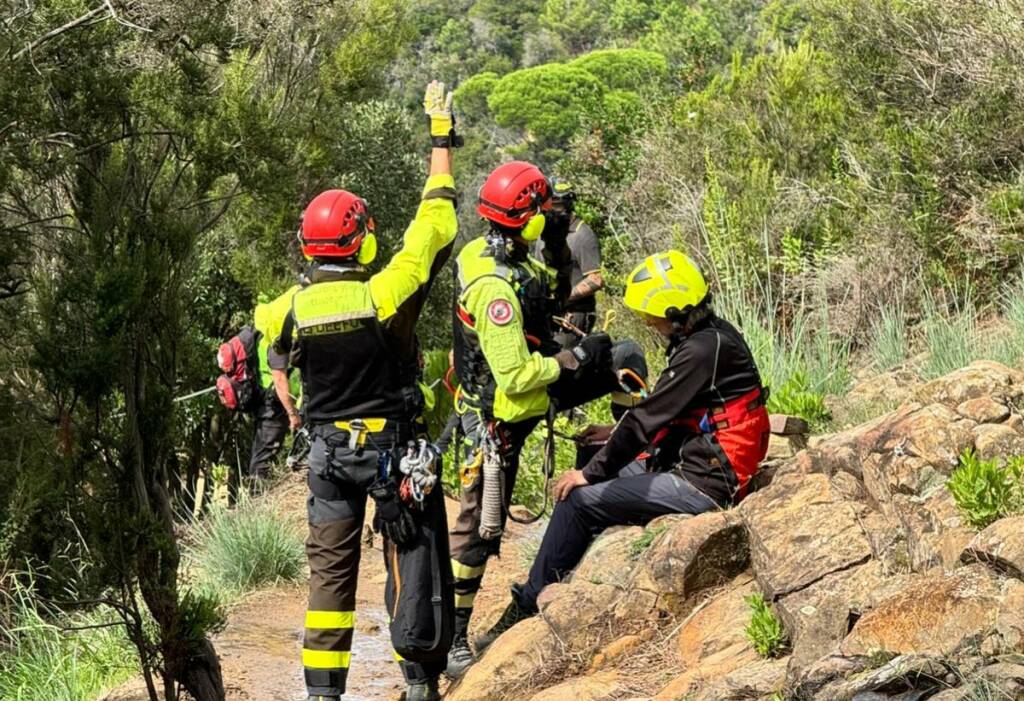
[{"xmin": 639, "ymin": 388, "xmax": 770, "ymax": 499}]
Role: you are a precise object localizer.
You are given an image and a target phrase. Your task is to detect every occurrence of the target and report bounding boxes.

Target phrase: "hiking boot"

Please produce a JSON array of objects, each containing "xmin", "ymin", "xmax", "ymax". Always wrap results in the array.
[
  {"xmin": 445, "ymin": 633, "xmax": 475, "ymax": 679},
  {"xmin": 474, "ymin": 584, "xmax": 537, "ymax": 653},
  {"xmin": 405, "ymin": 678, "xmax": 441, "ymax": 701}
]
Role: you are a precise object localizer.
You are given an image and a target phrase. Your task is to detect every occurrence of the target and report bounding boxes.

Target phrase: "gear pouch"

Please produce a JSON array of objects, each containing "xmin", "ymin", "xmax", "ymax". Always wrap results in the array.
[{"xmin": 311, "ymin": 426, "xmax": 385, "ymax": 490}]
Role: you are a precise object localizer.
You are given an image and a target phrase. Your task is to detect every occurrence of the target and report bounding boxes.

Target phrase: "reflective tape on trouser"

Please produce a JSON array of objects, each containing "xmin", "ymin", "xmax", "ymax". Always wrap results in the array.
[
  {"xmin": 451, "ymin": 559, "xmax": 486, "ymax": 580},
  {"xmin": 306, "ymin": 610, "xmax": 356, "ymax": 630},
  {"xmin": 303, "ymin": 649, "xmax": 352, "ymax": 669},
  {"xmin": 455, "ymin": 591, "xmax": 477, "ymax": 608}
]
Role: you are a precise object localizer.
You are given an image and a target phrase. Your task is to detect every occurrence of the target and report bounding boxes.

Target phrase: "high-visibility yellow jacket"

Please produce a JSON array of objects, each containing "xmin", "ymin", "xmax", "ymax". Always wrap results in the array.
[
  {"xmin": 453, "ymin": 236, "xmax": 561, "ymax": 423},
  {"xmin": 274, "ymin": 174, "xmax": 458, "ymax": 423}
]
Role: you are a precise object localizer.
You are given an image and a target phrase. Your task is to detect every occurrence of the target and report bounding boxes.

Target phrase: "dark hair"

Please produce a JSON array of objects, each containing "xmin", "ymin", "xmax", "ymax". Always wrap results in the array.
[{"xmin": 668, "ymin": 293, "xmax": 714, "ymax": 333}]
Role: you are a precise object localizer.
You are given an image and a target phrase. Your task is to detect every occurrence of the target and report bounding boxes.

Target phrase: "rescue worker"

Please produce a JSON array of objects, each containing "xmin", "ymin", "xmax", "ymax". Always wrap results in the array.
[
  {"xmin": 446, "ymin": 161, "xmax": 613, "ymax": 678},
  {"xmin": 245, "ymin": 287, "xmax": 301, "ymax": 490},
  {"xmin": 534, "ymin": 181, "xmax": 603, "ymax": 348},
  {"xmin": 477, "ymin": 250, "xmax": 771, "ymax": 647},
  {"xmin": 271, "ymin": 80, "xmax": 460, "ymax": 701}
]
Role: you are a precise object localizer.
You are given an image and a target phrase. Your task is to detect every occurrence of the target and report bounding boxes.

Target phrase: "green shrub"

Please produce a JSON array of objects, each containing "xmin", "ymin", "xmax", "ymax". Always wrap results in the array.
[
  {"xmin": 569, "ymin": 49, "xmax": 668, "ymax": 92},
  {"xmin": 768, "ymin": 371, "xmax": 831, "ymax": 429},
  {"xmin": 0, "ymin": 573, "xmax": 137, "ymax": 701},
  {"xmin": 947, "ymin": 449, "xmax": 1024, "ymax": 529},
  {"xmin": 744, "ymin": 593, "xmax": 786, "ymax": 658},
  {"xmin": 186, "ymin": 497, "xmax": 305, "ymax": 595}
]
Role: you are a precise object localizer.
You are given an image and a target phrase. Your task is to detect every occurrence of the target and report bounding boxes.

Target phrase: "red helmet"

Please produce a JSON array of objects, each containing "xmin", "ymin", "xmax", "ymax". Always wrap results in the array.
[
  {"xmin": 299, "ymin": 189, "xmax": 374, "ymax": 259},
  {"xmin": 477, "ymin": 161, "xmax": 551, "ymax": 228}
]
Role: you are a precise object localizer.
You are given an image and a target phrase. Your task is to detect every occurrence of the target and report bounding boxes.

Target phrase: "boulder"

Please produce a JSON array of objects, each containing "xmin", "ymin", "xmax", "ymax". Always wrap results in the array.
[
  {"xmin": 527, "ymin": 671, "xmax": 620, "ymax": 701},
  {"xmin": 630, "ymin": 511, "xmax": 749, "ymax": 612},
  {"xmin": 914, "ymin": 361, "xmax": 1024, "ymax": 406},
  {"xmin": 573, "ymin": 526, "xmax": 644, "ymax": 586},
  {"xmin": 806, "ymin": 404, "xmax": 973, "ymax": 496},
  {"xmin": 589, "ymin": 634, "xmax": 643, "ymax": 672},
  {"xmin": 962, "ymin": 516, "xmax": 1024, "ymax": 581},
  {"xmin": 677, "ymin": 577, "xmax": 757, "ymax": 668},
  {"xmin": 537, "ymin": 580, "xmax": 621, "ymax": 649},
  {"xmin": 846, "ymin": 368, "xmax": 922, "ymax": 409},
  {"xmin": 691, "ymin": 657, "xmax": 788, "ymax": 700},
  {"xmin": 741, "ymin": 472, "xmax": 872, "ymax": 599},
  {"xmin": 775, "ymin": 561, "xmax": 908, "ymax": 681},
  {"xmin": 809, "ymin": 654, "xmax": 950, "ymax": 701},
  {"xmin": 446, "ymin": 617, "xmax": 556, "ymax": 701},
  {"xmin": 654, "ymin": 577, "xmax": 761, "ymax": 701},
  {"xmin": 890, "ymin": 488, "xmax": 974, "ymax": 572},
  {"xmin": 840, "ymin": 565, "xmax": 1023, "ymax": 658},
  {"xmin": 972, "ymin": 423, "xmax": 1024, "ymax": 462},
  {"xmin": 957, "ymin": 397, "xmax": 1011, "ymax": 424}
]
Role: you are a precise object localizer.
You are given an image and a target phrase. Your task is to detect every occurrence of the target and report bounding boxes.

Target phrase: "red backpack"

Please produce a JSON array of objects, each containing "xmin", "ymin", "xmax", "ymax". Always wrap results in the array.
[{"xmin": 215, "ymin": 326, "xmax": 261, "ymax": 412}]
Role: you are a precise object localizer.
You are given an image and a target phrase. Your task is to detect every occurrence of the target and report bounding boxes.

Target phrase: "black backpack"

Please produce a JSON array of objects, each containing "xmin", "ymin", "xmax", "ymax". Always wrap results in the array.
[{"xmin": 215, "ymin": 326, "xmax": 261, "ymax": 412}]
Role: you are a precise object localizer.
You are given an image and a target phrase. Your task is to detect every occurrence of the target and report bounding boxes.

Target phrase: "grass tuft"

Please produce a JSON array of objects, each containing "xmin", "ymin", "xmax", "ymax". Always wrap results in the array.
[
  {"xmin": 186, "ymin": 495, "xmax": 305, "ymax": 596},
  {"xmin": 0, "ymin": 572, "xmax": 137, "ymax": 700}
]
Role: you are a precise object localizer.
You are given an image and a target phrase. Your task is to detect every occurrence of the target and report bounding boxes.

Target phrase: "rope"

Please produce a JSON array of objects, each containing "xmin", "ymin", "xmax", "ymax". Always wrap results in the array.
[{"xmin": 507, "ymin": 407, "xmax": 555, "ymax": 525}]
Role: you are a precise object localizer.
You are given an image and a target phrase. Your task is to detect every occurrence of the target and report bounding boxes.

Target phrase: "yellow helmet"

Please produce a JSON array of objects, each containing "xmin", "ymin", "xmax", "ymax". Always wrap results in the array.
[{"xmin": 623, "ymin": 250, "xmax": 708, "ymax": 318}]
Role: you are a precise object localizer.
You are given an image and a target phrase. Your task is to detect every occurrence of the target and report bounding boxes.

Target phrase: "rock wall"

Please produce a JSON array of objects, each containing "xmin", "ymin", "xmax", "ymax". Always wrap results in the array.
[{"xmin": 446, "ymin": 361, "xmax": 1024, "ymax": 701}]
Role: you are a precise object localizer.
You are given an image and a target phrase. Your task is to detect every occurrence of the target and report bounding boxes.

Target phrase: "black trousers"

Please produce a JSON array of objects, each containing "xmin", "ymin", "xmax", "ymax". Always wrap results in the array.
[
  {"xmin": 248, "ymin": 389, "xmax": 288, "ymax": 479},
  {"xmin": 521, "ymin": 461, "xmax": 719, "ymax": 608}
]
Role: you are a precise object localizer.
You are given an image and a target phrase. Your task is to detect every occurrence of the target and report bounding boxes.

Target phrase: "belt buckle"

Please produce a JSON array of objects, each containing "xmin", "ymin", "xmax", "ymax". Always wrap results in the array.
[{"xmin": 348, "ymin": 419, "xmax": 367, "ymax": 450}]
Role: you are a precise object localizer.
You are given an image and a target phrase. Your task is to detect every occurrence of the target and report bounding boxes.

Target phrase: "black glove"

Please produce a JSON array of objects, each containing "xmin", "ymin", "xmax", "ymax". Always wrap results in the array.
[
  {"xmin": 572, "ymin": 332, "xmax": 613, "ymax": 373},
  {"xmin": 369, "ymin": 478, "xmax": 415, "ymax": 546}
]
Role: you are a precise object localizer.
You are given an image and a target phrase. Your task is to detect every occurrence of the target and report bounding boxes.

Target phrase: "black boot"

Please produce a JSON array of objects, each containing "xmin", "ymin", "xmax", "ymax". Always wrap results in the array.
[
  {"xmin": 445, "ymin": 630, "xmax": 475, "ymax": 680},
  {"xmin": 474, "ymin": 583, "xmax": 537, "ymax": 653},
  {"xmin": 405, "ymin": 678, "xmax": 441, "ymax": 701}
]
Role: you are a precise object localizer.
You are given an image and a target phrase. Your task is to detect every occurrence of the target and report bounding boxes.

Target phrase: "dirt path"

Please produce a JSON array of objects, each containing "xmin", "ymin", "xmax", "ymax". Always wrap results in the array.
[{"xmin": 104, "ymin": 480, "xmax": 543, "ymax": 701}]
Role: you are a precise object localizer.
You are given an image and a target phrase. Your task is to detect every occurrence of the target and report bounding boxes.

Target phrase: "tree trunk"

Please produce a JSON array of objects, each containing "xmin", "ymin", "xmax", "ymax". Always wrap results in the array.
[{"xmin": 124, "ymin": 338, "xmax": 225, "ymax": 701}]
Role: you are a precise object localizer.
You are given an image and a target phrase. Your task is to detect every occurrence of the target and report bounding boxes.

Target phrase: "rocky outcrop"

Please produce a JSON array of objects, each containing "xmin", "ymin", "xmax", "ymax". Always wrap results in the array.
[
  {"xmin": 445, "ymin": 617, "xmax": 556, "ymax": 701},
  {"xmin": 630, "ymin": 511, "xmax": 749, "ymax": 613},
  {"xmin": 484, "ymin": 361, "xmax": 1024, "ymax": 701},
  {"xmin": 961, "ymin": 516, "xmax": 1024, "ymax": 579}
]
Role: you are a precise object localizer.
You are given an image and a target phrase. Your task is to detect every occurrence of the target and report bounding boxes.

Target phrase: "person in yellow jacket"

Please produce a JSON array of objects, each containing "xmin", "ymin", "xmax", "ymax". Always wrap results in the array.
[
  {"xmin": 446, "ymin": 160, "xmax": 613, "ymax": 678},
  {"xmin": 239, "ymin": 286, "xmax": 302, "ymax": 491},
  {"xmin": 270, "ymin": 81, "xmax": 460, "ymax": 701}
]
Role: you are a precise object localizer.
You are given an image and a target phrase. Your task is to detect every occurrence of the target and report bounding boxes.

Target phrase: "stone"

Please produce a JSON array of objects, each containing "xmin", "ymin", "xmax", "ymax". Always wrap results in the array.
[
  {"xmin": 972, "ymin": 423, "xmax": 1024, "ymax": 462},
  {"xmin": 766, "ymin": 433, "xmax": 806, "ymax": 460},
  {"xmin": 537, "ymin": 580, "xmax": 621, "ymax": 650},
  {"xmin": 961, "ymin": 516, "xmax": 1024, "ymax": 580},
  {"xmin": 890, "ymin": 489, "xmax": 973, "ymax": 572},
  {"xmin": 741, "ymin": 472, "xmax": 872, "ymax": 599},
  {"xmin": 653, "ymin": 577, "xmax": 761, "ymax": 701},
  {"xmin": 847, "ymin": 368, "xmax": 922, "ymax": 409},
  {"xmin": 915, "ymin": 360, "xmax": 1024, "ymax": 407},
  {"xmin": 806, "ymin": 404, "xmax": 974, "ymax": 495},
  {"xmin": 840, "ymin": 565, "xmax": 1023, "ymax": 658},
  {"xmin": 573, "ymin": 526, "xmax": 644, "ymax": 586},
  {"xmin": 630, "ymin": 511, "xmax": 749, "ymax": 613},
  {"xmin": 957, "ymin": 397, "xmax": 1012, "ymax": 424},
  {"xmin": 775, "ymin": 562, "xmax": 898, "ymax": 682},
  {"xmin": 809, "ymin": 654, "xmax": 949, "ymax": 701},
  {"xmin": 527, "ymin": 671, "xmax": 620, "ymax": 701},
  {"xmin": 677, "ymin": 577, "xmax": 757, "ymax": 668},
  {"xmin": 589, "ymin": 634, "xmax": 642, "ymax": 672},
  {"xmin": 770, "ymin": 414, "xmax": 810, "ymax": 435},
  {"xmin": 446, "ymin": 617, "xmax": 556, "ymax": 701},
  {"xmin": 691, "ymin": 657, "xmax": 788, "ymax": 700}
]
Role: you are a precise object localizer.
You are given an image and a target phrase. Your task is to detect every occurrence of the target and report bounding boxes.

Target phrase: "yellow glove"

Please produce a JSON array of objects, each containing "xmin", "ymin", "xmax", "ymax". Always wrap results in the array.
[{"xmin": 423, "ymin": 80, "xmax": 462, "ymax": 148}]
